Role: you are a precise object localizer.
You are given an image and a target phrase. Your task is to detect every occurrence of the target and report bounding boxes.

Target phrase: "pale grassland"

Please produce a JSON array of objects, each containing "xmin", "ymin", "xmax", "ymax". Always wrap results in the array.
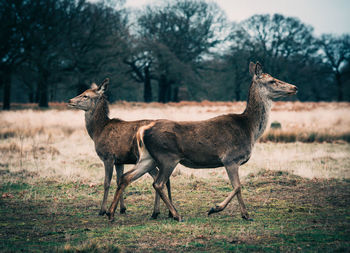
[
  {"xmin": 2, "ymin": 101, "xmax": 350, "ymax": 134},
  {"xmin": 0, "ymin": 102, "xmax": 349, "ymax": 185}
]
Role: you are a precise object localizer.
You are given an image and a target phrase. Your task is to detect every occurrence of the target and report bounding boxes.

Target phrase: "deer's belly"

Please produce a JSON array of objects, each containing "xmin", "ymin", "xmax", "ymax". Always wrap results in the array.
[{"xmin": 179, "ymin": 157, "xmax": 223, "ymax": 169}]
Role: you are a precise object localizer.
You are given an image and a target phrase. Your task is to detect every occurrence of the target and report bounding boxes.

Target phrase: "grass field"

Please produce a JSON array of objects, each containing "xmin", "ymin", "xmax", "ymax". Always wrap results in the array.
[{"xmin": 1, "ymin": 102, "xmax": 350, "ymax": 252}]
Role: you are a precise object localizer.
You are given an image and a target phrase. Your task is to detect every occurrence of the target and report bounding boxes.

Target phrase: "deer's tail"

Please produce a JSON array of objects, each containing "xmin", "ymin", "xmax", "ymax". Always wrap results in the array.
[{"xmin": 136, "ymin": 122, "xmax": 156, "ymax": 158}]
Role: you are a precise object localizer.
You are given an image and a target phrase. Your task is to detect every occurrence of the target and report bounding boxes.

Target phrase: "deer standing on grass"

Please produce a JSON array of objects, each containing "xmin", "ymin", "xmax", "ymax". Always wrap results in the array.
[
  {"xmin": 68, "ymin": 78, "xmax": 171, "ymax": 218},
  {"xmin": 106, "ymin": 62, "xmax": 298, "ymax": 222}
]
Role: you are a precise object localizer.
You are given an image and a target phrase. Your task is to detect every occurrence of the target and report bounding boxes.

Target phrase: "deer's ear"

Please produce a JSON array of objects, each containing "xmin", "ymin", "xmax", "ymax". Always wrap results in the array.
[
  {"xmin": 97, "ymin": 78, "xmax": 109, "ymax": 94},
  {"xmin": 249, "ymin": 62, "xmax": 256, "ymax": 76},
  {"xmin": 91, "ymin": 83, "xmax": 98, "ymax": 90},
  {"xmin": 255, "ymin": 62, "xmax": 263, "ymax": 77}
]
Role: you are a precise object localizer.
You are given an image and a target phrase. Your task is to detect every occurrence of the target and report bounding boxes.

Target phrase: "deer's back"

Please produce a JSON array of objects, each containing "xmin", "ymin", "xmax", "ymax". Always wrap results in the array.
[
  {"xmin": 95, "ymin": 119, "xmax": 153, "ymax": 164},
  {"xmin": 143, "ymin": 114, "xmax": 254, "ymax": 168}
]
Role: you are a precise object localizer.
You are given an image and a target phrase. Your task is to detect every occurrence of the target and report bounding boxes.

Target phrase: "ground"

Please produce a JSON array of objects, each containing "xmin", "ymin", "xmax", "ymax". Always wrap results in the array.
[
  {"xmin": 0, "ymin": 102, "xmax": 349, "ymax": 252},
  {"xmin": 1, "ymin": 168, "xmax": 349, "ymax": 252}
]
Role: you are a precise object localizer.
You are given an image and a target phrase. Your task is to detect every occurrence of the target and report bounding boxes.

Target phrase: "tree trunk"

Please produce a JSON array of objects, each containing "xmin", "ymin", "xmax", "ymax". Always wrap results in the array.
[
  {"xmin": 311, "ymin": 84, "xmax": 321, "ymax": 102},
  {"xmin": 158, "ymin": 75, "xmax": 167, "ymax": 103},
  {"xmin": 235, "ymin": 83, "xmax": 241, "ymax": 101},
  {"xmin": 172, "ymin": 86, "xmax": 179, "ymax": 102},
  {"xmin": 2, "ymin": 67, "xmax": 11, "ymax": 110},
  {"xmin": 335, "ymin": 72, "xmax": 343, "ymax": 101},
  {"xmin": 38, "ymin": 70, "xmax": 49, "ymax": 108},
  {"xmin": 165, "ymin": 83, "xmax": 172, "ymax": 102},
  {"xmin": 143, "ymin": 66, "xmax": 152, "ymax": 102},
  {"xmin": 234, "ymin": 74, "xmax": 241, "ymax": 101},
  {"xmin": 232, "ymin": 64, "xmax": 241, "ymax": 101},
  {"xmin": 35, "ymin": 83, "xmax": 40, "ymax": 103},
  {"xmin": 50, "ymin": 82, "xmax": 57, "ymax": 102},
  {"xmin": 158, "ymin": 75, "xmax": 173, "ymax": 103},
  {"xmin": 29, "ymin": 90, "xmax": 34, "ymax": 103}
]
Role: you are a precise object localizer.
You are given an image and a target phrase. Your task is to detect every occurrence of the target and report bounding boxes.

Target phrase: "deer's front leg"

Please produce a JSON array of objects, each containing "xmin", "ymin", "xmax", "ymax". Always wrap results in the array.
[
  {"xmin": 115, "ymin": 164, "xmax": 126, "ymax": 214},
  {"xmin": 208, "ymin": 163, "xmax": 251, "ymax": 220},
  {"xmin": 99, "ymin": 159, "xmax": 113, "ymax": 216}
]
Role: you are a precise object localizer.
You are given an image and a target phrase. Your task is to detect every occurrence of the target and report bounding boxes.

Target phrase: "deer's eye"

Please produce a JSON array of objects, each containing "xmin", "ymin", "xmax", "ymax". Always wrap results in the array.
[
  {"xmin": 269, "ymin": 80, "xmax": 275, "ymax": 84},
  {"xmin": 83, "ymin": 95, "xmax": 88, "ymax": 99}
]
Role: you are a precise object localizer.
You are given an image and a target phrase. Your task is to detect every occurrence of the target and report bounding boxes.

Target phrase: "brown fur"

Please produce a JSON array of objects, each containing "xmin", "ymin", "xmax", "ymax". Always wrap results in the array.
[
  {"xmin": 107, "ymin": 62, "xmax": 298, "ymax": 222},
  {"xmin": 68, "ymin": 78, "xmax": 171, "ymax": 217}
]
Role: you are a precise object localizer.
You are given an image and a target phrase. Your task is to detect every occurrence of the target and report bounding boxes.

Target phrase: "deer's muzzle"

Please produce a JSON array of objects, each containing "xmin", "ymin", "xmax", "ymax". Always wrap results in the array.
[
  {"xmin": 289, "ymin": 85, "xmax": 298, "ymax": 95},
  {"xmin": 67, "ymin": 99, "xmax": 76, "ymax": 107}
]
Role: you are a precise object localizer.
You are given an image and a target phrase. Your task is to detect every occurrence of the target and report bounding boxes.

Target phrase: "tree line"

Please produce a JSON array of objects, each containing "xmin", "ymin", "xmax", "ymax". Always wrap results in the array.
[{"xmin": 1, "ymin": 0, "xmax": 350, "ymax": 109}]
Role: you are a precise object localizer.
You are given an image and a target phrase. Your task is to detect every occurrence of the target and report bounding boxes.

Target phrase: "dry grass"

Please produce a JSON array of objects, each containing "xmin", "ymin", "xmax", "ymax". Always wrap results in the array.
[
  {"xmin": 0, "ymin": 102, "xmax": 349, "ymax": 185},
  {"xmin": 2, "ymin": 101, "xmax": 350, "ymax": 139}
]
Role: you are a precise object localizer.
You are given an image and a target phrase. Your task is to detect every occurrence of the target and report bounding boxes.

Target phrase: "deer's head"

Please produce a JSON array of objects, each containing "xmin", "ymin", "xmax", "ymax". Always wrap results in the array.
[
  {"xmin": 249, "ymin": 62, "xmax": 298, "ymax": 99},
  {"xmin": 68, "ymin": 78, "xmax": 109, "ymax": 111}
]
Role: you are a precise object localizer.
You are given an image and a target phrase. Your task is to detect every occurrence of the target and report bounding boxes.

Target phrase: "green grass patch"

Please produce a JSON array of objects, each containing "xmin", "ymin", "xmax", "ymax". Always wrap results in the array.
[{"xmin": 0, "ymin": 171, "xmax": 349, "ymax": 252}]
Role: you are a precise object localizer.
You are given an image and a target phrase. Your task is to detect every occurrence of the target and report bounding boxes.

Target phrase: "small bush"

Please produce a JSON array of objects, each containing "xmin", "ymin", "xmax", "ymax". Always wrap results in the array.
[
  {"xmin": 270, "ymin": 121, "xmax": 282, "ymax": 129},
  {"xmin": 260, "ymin": 130, "xmax": 350, "ymax": 143},
  {"xmin": 0, "ymin": 130, "xmax": 16, "ymax": 139}
]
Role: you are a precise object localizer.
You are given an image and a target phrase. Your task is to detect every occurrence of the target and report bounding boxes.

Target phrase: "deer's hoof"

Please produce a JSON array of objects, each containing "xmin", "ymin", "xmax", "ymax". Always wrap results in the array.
[
  {"xmin": 168, "ymin": 211, "xmax": 174, "ymax": 218},
  {"xmin": 151, "ymin": 212, "xmax": 160, "ymax": 219},
  {"xmin": 98, "ymin": 210, "xmax": 106, "ymax": 216},
  {"xmin": 106, "ymin": 211, "xmax": 113, "ymax": 220},
  {"xmin": 208, "ymin": 207, "xmax": 215, "ymax": 216},
  {"xmin": 174, "ymin": 216, "xmax": 183, "ymax": 222},
  {"xmin": 120, "ymin": 208, "xmax": 126, "ymax": 214},
  {"xmin": 242, "ymin": 215, "xmax": 253, "ymax": 221},
  {"xmin": 208, "ymin": 206, "xmax": 220, "ymax": 216}
]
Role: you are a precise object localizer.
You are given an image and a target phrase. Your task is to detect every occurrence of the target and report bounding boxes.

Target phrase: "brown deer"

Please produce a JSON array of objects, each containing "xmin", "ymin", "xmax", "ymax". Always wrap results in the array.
[
  {"xmin": 68, "ymin": 78, "xmax": 171, "ymax": 218},
  {"xmin": 106, "ymin": 62, "xmax": 298, "ymax": 222}
]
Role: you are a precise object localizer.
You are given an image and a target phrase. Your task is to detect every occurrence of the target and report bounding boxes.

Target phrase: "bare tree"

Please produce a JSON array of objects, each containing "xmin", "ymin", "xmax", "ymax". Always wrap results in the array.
[
  {"xmin": 61, "ymin": 0, "xmax": 129, "ymax": 95},
  {"xmin": 0, "ymin": 0, "xmax": 30, "ymax": 109},
  {"xmin": 2, "ymin": 0, "xmax": 129, "ymax": 107},
  {"xmin": 18, "ymin": 0, "xmax": 75, "ymax": 108},
  {"xmin": 123, "ymin": 40, "xmax": 155, "ymax": 102},
  {"xmin": 228, "ymin": 14, "xmax": 320, "ymax": 101},
  {"xmin": 234, "ymin": 14, "xmax": 316, "ymax": 67},
  {"xmin": 136, "ymin": 0, "xmax": 227, "ymax": 102},
  {"xmin": 318, "ymin": 34, "xmax": 350, "ymax": 101}
]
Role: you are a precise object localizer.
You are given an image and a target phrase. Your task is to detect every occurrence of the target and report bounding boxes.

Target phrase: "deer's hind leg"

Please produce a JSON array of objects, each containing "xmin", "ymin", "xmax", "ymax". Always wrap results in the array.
[
  {"xmin": 148, "ymin": 168, "xmax": 161, "ymax": 219},
  {"xmin": 107, "ymin": 155, "xmax": 157, "ymax": 222},
  {"xmin": 148, "ymin": 168, "xmax": 173, "ymax": 219},
  {"xmin": 99, "ymin": 159, "xmax": 114, "ymax": 216},
  {"xmin": 166, "ymin": 179, "xmax": 173, "ymax": 218},
  {"xmin": 115, "ymin": 164, "xmax": 126, "ymax": 214},
  {"xmin": 152, "ymin": 157, "xmax": 181, "ymax": 221}
]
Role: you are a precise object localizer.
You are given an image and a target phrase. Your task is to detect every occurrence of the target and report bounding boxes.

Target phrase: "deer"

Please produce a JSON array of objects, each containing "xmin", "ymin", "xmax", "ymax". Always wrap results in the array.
[
  {"xmin": 106, "ymin": 62, "xmax": 298, "ymax": 222},
  {"xmin": 68, "ymin": 78, "xmax": 171, "ymax": 219}
]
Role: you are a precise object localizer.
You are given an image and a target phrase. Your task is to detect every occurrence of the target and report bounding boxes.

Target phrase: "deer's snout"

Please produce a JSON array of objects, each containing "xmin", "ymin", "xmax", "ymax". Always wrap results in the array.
[
  {"xmin": 289, "ymin": 84, "xmax": 298, "ymax": 95},
  {"xmin": 67, "ymin": 99, "xmax": 75, "ymax": 107},
  {"xmin": 292, "ymin": 85, "xmax": 298, "ymax": 93}
]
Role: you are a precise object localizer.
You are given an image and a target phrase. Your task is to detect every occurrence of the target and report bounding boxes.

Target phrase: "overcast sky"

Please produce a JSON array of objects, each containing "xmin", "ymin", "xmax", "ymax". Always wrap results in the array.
[{"xmin": 125, "ymin": 0, "xmax": 350, "ymax": 35}]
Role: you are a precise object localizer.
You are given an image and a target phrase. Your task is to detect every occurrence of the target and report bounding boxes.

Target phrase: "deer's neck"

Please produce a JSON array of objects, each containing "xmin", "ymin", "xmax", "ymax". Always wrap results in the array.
[
  {"xmin": 85, "ymin": 97, "xmax": 110, "ymax": 139},
  {"xmin": 243, "ymin": 82, "xmax": 271, "ymax": 141}
]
